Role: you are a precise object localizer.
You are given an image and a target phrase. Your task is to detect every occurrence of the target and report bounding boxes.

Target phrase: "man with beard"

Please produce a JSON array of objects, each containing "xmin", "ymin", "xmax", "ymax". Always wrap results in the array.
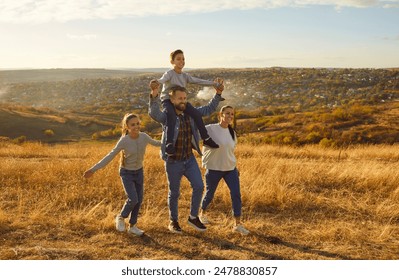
[{"xmin": 148, "ymin": 82, "xmax": 224, "ymax": 234}]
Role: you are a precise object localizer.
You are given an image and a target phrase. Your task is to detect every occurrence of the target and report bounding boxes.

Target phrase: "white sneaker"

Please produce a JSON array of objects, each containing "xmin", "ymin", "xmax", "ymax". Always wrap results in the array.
[
  {"xmin": 128, "ymin": 225, "xmax": 144, "ymax": 236},
  {"xmin": 115, "ymin": 215, "xmax": 126, "ymax": 232},
  {"xmin": 199, "ymin": 214, "xmax": 210, "ymax": 224},
  {"xmin": 233, "ymin": 224, "xmax": 250, "ymax": 235}
]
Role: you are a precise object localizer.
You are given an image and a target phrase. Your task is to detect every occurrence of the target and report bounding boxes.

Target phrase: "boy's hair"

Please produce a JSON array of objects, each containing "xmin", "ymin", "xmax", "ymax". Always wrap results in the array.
[
  {"xmin": 169, "ymin": 85, "xmax": 187, "ymax": 98},
  {"xmin": 170, "ymin": 49, "xmax": 184, "ymax": 61}
]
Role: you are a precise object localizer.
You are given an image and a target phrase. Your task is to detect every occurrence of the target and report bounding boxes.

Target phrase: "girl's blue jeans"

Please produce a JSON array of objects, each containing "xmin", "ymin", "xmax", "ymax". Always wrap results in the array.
[{"xmin": 119, "ymin": 168, "xmax": 144, "ymax": 225}]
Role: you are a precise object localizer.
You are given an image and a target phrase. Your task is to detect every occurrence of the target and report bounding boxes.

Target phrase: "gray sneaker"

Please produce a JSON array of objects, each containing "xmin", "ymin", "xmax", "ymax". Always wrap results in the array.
[
  {"xmin": 115, "ymin": 215, "xmax": 126, "ymax": 232},
  {"xmin": 128, "ymin": 225, "xmax": 144, "ymax": 236},
  {"xmin": 233, "ymin": 224, "xmax": 250, "ymax": 235}
]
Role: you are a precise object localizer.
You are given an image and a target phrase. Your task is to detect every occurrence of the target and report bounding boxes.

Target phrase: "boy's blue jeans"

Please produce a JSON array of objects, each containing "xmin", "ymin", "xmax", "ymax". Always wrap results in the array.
[
  {"xmin": 165, "ymin": 155, "xmax": 204, "ymax": 222},
  {"xmin": 201, "ymin": 168, "xmax": 242, "ymax": 217},
  {"xmin": 119, "ymin": 168, "xmax": 144, "ymax": 225}
]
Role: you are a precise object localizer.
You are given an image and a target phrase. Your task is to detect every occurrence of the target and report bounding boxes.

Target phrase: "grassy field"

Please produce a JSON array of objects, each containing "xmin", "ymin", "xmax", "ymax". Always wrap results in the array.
[{"xmin": 0, "ymin": 139, "xmax": 398, "ymax": 260}]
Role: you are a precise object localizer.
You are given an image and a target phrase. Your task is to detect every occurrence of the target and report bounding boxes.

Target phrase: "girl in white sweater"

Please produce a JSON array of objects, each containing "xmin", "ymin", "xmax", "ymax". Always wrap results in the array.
[{"xmin": 83, "ymin": 113, "xmax": 161, "ymax": 236}]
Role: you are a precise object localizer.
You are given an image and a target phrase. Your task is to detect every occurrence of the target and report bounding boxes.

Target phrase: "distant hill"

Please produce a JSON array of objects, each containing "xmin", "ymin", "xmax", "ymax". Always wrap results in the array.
[
  {"xmin": 0, "ymin": 104, "xmax": 117, "ymax": 142},
  {"xmin": 0, "ymin": 68, "xmax": 158, "ymax": 84}
]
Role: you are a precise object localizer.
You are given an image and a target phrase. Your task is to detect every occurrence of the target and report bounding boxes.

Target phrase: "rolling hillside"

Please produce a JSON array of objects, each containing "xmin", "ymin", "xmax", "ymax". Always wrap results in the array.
[
  {"xmin": 0, "ymin": 105, "xmax": 118, "ymax": 142},
  {"xmin": 1, "ymin": 68, "xmax": 398, "ymax": 144}
]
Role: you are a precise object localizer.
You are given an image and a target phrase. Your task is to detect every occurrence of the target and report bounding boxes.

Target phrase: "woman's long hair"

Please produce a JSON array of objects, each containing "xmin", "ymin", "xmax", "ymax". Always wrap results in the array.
[
  {"xmin": 120, "ymin": 113, "xmax": 140, "ymax": 167},
  {"xmin": 219, "ymin": 105, "xmax": 236, "ymax": 140}
]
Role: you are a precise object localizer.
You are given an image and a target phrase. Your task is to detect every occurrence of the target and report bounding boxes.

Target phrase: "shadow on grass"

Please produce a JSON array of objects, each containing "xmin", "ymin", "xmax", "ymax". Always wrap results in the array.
[
  {"xmin": 251, "ymin": 232, "xmax": 354, "ymax": 260},
  {"xmin": 185, "ymin": 232, "xmax": 284, "ymax": 260},
  {"xmin": 125, "ymin": 230, "xmax": 226, "ymax": 260},
  {"xmin": 123, "ymin": 227, "xmax": 352, "ymax": 260}
]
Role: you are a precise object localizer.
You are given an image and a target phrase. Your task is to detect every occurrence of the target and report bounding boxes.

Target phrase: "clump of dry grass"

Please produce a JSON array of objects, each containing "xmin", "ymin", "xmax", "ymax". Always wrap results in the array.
[{"xmin": 1, "ymin": 140, "xmax": 398, "ymax": 260}]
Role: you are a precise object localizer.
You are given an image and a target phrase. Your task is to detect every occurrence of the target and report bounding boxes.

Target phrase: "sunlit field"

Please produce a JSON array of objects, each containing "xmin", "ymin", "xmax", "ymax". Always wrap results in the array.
[{"xmin": 1, "ymin": 139, "xmax": 398, "ymax": 260}]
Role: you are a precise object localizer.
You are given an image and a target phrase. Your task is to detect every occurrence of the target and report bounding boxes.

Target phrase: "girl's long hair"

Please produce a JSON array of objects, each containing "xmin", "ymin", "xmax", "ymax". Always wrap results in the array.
[
  {"xmin": 121, "ymin": 113, "xmax": 140, "ymax": 136},
  {"xmin": 120, "ymin": 113, "xmax": 140, "ymax": 167}
]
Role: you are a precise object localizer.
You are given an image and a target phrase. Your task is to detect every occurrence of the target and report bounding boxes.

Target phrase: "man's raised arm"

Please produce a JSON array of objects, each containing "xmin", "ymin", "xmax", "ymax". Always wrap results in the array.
[
  {"xmin": 148, "ymin": 80, "xmax": 166, "ymax": 124},
  {"xmin": 196, "ymin": 84, "xmax": 225, "ymax": 117}
]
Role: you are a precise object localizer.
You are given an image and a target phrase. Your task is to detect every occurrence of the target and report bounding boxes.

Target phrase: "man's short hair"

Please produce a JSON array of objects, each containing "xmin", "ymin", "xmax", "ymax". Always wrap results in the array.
[{"xmin": 169, "ymin": 85, "xmax": 187, "ymax": 98}]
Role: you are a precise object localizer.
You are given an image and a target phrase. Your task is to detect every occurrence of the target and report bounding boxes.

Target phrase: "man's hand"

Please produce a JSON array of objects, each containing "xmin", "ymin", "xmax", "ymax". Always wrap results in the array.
[
  {"xmin": 149, "ymin": 79, "xmax": 160, "ymax": 98},
  {"xmin": 149, "ymin": 79, "xmax": 159, "ymax": 90},
  {"xmin": 214, "ymin": 77, "xmax": 224, "ymax": 94},
  {"xmin": 215, "ymin": 84, "xmax": 224, "ymax": 95}
]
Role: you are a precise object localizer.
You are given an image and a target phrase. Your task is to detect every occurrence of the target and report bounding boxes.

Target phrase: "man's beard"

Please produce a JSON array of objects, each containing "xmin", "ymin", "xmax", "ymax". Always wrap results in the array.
[{"xmin": 175, "ymin": 102, "xmax": 186, "ymax": 111}]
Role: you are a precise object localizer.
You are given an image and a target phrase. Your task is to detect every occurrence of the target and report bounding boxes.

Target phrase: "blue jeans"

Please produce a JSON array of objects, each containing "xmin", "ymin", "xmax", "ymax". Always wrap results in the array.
[
  {"xmin": 119, "ymin": 168, "xmax": 144, "ymax": 225},
  {"xmin": 165, "ymin": 155, "xmax": 204, "ymax": 221},
  {"xmin": 201, "ymin": 168, "xmax": 242, "ymax": 217}
]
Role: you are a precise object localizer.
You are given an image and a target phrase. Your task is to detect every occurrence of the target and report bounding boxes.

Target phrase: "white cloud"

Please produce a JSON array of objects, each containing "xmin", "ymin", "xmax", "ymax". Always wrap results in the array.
[
  {"xmin": 382, "ymin": 34, "xmax": 399, "ymax": 40},
  {"xmin": 0, "ymin": 0, "xmax": 398, "ymax": 24}
]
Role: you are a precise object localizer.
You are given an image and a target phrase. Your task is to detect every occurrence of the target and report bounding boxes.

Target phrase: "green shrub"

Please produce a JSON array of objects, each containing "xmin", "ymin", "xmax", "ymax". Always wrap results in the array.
[
  {"xmin": 319, "ymin": 137, "xmax": 335, "ymax": 148},
  {"xmin": 13, "ymin": 136, "xmax": 27, "ymax": 144}
]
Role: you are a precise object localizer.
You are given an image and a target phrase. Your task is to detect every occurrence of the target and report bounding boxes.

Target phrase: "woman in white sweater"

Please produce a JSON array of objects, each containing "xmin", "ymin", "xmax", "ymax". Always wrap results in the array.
[
  {"xmin": 83, "ymin": 113, "xmax": 161, "ymax": 236},
  {"xmin": 200, "ymin": 105, "xmax": 250, "ymax": 235}
]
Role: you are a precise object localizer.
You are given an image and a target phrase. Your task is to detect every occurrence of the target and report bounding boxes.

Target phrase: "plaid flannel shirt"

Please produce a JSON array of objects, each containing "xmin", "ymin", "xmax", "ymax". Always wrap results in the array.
[{"xmin": 171, "ymin": 113, "xmax": 193, "ymax": 161}]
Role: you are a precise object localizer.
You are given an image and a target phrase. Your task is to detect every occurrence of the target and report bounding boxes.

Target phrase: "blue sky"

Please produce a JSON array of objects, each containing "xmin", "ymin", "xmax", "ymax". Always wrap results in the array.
[{"xmin": 0, "ymin": 0, "xmax": 398, "ymax": 69}]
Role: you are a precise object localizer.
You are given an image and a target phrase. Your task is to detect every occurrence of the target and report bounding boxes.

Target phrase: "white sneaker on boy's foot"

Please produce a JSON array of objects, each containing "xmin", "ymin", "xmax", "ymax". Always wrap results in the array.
[
  {"xmin": 233, "ymin": 224, "xmax": 250, "ymax": 235},
  {"xmin": 115, "ymin": 215, "xmax": 126, "ymax": 232},
  {"xmin": 128, "ymin": 225, "xmax": 144, "ymax": 236}
]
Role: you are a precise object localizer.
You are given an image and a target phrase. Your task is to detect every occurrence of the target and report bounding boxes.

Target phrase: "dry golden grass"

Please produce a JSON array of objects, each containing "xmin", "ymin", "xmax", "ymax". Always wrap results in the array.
[{"xmin": 1, "ymin": 140, "xmax": 398, "ymax": 260}]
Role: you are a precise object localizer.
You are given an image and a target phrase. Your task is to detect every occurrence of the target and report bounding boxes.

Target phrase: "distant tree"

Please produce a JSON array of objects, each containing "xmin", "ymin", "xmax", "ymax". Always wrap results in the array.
[
  {"xmin": 305, "ymin": 132, "xmax": 322, "ymax": 144},
  {"xmin": 13, "ymin": 136, "xmax": 27, "ymax": 144},
  {"xmin": 319, "ymin": 138, "xmax": 335, "ymax": 148}
]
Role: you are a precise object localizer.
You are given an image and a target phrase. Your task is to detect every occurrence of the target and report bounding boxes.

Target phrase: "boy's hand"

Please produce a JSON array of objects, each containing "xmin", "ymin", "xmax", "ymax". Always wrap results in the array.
[{"xmin": 215, "ymin": 77, "xmax": 224, "ymax": 85}]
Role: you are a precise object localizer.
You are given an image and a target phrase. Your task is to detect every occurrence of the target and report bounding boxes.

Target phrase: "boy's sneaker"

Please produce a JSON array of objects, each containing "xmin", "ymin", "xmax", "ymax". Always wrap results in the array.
[
  {"xmin": 128, "ymin": 225, "xmax": 144, "ymax": 236},
  {"xmin": 115, "ymin": 215, "xmax": 126, "ymax": 232},
  {"xmin": 199, "ymin": 214, "xmax": 210, "ymax": 225},
  {"xmin": 203, "ymin": 138, "xmax": 219, "ymax": 149},
  {"xmin": 165, "ymin": 143, "xmax": 176, "ymax": 156},
  {"xmin": 187, "ymin": 217, "xmax": 207, "ymax": 232},
  {"xmin": 233, "ymin": 224, "xmax": 250, "ymax": 235},
  {"xmin": 168, "ymin": 220, "xmax": 182, "ymax": 234}
]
